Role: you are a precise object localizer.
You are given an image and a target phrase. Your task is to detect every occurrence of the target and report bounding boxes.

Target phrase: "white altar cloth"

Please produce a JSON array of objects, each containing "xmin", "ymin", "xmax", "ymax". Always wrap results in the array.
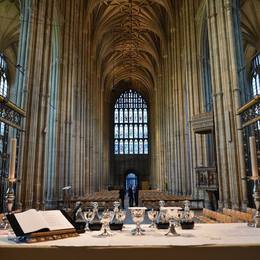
[
  {"xmin": 1, "ymin": 223, "xmax": 260, "ymax": 260},
  {"xmin": 0, "ymin": 223, "xmax": 260, "ymax": 247}
]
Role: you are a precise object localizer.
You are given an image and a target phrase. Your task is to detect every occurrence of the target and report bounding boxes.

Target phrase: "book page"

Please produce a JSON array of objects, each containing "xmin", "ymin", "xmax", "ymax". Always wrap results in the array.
[
  {"xmin": 40, "ymin": 210, "xmax": 74, "ymax": 231},
  {"xmin": 14, "ymin": 209, "xmax": 49, "ymax": 234}
]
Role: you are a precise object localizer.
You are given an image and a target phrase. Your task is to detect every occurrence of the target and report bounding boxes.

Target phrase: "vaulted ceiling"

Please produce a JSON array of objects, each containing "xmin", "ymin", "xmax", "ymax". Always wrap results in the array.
[
  {"xmin": 240, "ymin": 0, "xmax": 260, "ymax": 65},
  {"xmin": 0, "ymin": 0, "xmax": 20, "ymax": 84},
  {"xmin": 86, "ymin": 0, "xmax": 174, "ymax": 94}
]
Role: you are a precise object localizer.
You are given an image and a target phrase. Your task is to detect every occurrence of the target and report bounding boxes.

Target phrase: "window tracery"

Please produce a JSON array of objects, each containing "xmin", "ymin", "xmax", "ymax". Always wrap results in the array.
[{"xmin": 114, "ymin": 89, "xmax": 149, "ymax": 155}]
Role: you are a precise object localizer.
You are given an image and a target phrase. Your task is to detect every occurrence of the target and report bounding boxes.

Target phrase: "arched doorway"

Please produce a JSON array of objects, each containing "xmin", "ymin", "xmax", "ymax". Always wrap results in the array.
[{"xmin": 125, "ymin": 172, "xmax": 138, "ymax": 190}]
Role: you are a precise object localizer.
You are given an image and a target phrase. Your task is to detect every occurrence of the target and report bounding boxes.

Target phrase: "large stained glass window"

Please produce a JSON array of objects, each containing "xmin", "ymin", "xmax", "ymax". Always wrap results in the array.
[
  {"xmin": 114, "ymin": 89, "xmax": 149, "ymax": 155},
  {"xmin": 0, "ymin": 54, "xmax": 8, "ymax": 97},
  {"xmin": 251, "ymin": 53, "xmax": 260, "ymax": 96}
]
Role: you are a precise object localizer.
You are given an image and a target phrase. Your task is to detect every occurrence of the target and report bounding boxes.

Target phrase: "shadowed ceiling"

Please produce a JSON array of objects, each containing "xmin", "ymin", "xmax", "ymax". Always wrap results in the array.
[
  {"xmin": 240, "ymin": 0, "xmax": 260, "ymax": 65},
  {"xmin": 0, "ymin": 0, "xmax": 20, "ymax": 85}
]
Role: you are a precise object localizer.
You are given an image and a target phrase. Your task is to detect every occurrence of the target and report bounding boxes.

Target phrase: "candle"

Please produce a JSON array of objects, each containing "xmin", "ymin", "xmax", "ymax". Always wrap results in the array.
[
  {"xmin": 9, "ymin": 138, "xmax": 17, "ymax": 181},
  {"xmin": 250, "ymin": 136, "xmax": 258, "ymax": 178}
]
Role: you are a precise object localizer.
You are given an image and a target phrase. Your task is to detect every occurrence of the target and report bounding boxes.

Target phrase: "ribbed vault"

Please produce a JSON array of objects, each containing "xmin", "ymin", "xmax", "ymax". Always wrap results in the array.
[
  {"xmin": 86, "ymin": 0, "xmax": 173, "ymax": 93},
  {"xmin": 240, "ymin": 0, "xmax": 260, "ymax": 64}
]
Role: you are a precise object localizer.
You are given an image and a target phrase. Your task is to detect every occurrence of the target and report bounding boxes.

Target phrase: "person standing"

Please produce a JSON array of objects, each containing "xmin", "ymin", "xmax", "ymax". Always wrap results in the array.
[
  {"xmin": 134, "ymin": 186, "xmax": 139, "ymax": 206},
  {"xmin": 128, "ymin": 185, "xmax": 134, "ymax": 207},
  {"xmin": 119, "ymin": 186, "xmax": 125, "ymax": 209}
]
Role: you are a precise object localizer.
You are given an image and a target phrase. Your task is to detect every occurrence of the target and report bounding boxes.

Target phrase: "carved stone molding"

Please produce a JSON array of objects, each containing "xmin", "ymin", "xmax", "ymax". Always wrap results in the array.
[{"xmin": 192, "ymin": 112, "xmax": 214, "ymax": 134}]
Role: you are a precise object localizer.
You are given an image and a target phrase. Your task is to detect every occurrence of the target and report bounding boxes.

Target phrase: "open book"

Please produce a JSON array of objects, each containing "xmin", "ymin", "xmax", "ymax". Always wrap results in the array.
[{"xmin": 8, "ymin": 209, "xmax": 75, "ymax": 236}]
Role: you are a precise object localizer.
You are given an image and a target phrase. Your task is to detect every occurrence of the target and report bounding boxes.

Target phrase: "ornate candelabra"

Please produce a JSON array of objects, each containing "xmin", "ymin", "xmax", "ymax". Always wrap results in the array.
[
  {"xmin": 250, "ymin": 177, "xmax": 260, "ymax": 228},
  {"xmin": 161, "ymin": 207, "xmax": 182, "ymax": 236},
  {"xmin": 1, "ymin": 179, "xmax": 16, "ymax": 231},
  {"xmin": 5, "ymin": 180, "xmax": 15, "ymax": 214}
]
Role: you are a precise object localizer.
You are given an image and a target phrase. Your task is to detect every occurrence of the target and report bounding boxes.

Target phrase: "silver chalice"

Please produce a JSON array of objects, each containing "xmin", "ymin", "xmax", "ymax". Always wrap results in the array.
[
  {"xmin": 129, "ymin": 207, "xmax": 147, "ymax": 235},
  {"xmin": 148, "ymin": 209, "xmax": 158, "ymax": 228},
  {"xmin": 99, "ymin": 210, "xmax": 114, "ymax": 237},
  {"xmin": 83, "ymin": 210, "xmax": 94, "ymax": 231}
]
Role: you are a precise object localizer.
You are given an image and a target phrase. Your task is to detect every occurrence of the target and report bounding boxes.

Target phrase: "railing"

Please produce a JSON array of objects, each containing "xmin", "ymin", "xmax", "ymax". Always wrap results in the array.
[
  {"xmin": 0, "ymin": 95, "xmax": 25, "ymax": 212},
  {"xmin": 0, "ymin": 95, "xmax": 25, "ymax": 130},
  {"xmin": 196, "ymin": 167, "xmax": 218, "ymax": 190},
  {"xmin": 237, "ymin": 95, "xmax": 260, "ymax": 128},
  {"xmin": 237, "ymin": 95, "xmax": 260, "ymax": 207}
]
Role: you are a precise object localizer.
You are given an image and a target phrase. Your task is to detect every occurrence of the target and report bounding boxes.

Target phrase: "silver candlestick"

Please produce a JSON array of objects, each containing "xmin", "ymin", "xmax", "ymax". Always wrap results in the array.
[
  {"xmin": 6, "ymin": 180, "xmax": 15, "ymax": 213},
  {"xmin": 1, "ymin": 180, "xmax": 16, "ymax": 229},
  {"xmin": 251, "ymin": 177, "xmax": 260, "ymax": 228}
]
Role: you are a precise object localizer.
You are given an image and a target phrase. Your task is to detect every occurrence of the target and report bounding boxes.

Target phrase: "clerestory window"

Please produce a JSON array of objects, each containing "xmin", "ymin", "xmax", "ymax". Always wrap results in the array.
[{"xmin": 0, "ymin": 53, "xmax": 8, "ymax": 97}]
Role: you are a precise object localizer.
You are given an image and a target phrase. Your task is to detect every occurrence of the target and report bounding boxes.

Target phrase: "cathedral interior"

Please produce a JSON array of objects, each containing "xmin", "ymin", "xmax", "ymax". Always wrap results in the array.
[{"xmin": 0, "ymin": 0, "xmax": 260, "ymax": 216}]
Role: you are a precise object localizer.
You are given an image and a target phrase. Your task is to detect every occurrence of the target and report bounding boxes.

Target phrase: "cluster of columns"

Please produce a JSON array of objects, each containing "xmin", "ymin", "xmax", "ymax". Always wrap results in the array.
[
  {"xmin": 10, "ymin": 0, "xmax": 250, "ymax": 210},
  {"xmin": 152, "ymin": 0, "xmax": 248, "ymax": 209},
  {"xmin": 15, "ymin": 0, "xmax": 108, "ymax": 209}
]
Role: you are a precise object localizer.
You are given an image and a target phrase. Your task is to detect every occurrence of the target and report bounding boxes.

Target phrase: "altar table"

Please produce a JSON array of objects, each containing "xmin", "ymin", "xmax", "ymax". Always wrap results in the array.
[{"xmin": 0, "ymin": 223, "xmax": 260, "ymax": 260}]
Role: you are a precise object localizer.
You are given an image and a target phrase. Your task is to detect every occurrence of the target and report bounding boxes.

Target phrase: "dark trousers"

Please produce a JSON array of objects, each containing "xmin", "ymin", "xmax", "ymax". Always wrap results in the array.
[
  {"xmin": 120, "ymin": 198, "xmax": 125, "ymax": 209},
  {"xmin": 134, "ymin": 196, "xmax": 138, "ymax": 206},
  {"xmin": 129, "ymin": 196, "xmax": 133, "ymax": 207}
]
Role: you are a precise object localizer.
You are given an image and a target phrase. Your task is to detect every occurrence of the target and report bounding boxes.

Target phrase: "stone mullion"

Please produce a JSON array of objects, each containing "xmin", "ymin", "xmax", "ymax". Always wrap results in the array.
[
  {"xmin": 89, "ymin": 36, "xmax": 95, "ymax": 193},
  {"xmin": 25, "ymin": 0, "xmax": 43, "ymax": 208},
  {"xmin": 55, "ymin": 1, "xmax": 66, "ymax": 203},
  {"xmin": 81, "ymin": 2, "xmax": 86, "ymax": 197},
  {"xmin": 163, "ymin": 43, "xmax": 170, "ymax": 192},
  {"xmin": 172, "ymin": 4, "xmax": 179, "ymax": 195},
  {"xmin": 162, "ymin": 56, "xmax": 167, "ymax": 191},
  {"xmin": 66, "ymin": 0, "xmax": 75, "ymax": 191},
  {"xmin": 90, "ymin": 58, "xmax": 96, "ymax": 191},
  {"xmin": 189, "ymin": 0, "xmax": 202, "ymax": 197},
  {"xmin": 216, "ymin": 0, "xmax": 240, "ymax": 208},
  {"xmin": 184, "ymin": 0, "xmax": 194, "ymax": 196},
  {"xmin": 167, "ymin": 31, "xmax": 173, "ymax": 194},
  {"xmin": 168, "ymin": 25, "xmax": 174, "ymax": 194},
  {"xmin": 207, "ymin": 0, "xmax": 225, "ymax": 207},
  {"xmin": 61, "ymin": 0, "xmax": 72, "ymax": 191},
  {"xmin": 72, "ymin": 0, "xmax": 80, "ymax": 197},
  {"xmin": 174, "ymin": 9, "xmax": 180, "ymax": 195},
  {"xmin": 14, "ymin": 0, "xmax": 32, "ymax": 107},
  {"xmin": 36, "ymin": 0, "xmax": 54, "ymax": 209},
  {"xmin": 215, "ymin": 0, "xmax": 236, "ymax": 208},
  {"xmin": 157, "ymin": 70, "xmax": 162, "ymax": 190},
  {"xmin": 62, "ymin": 0, "xmax": 73, "ymax": 196},
  {"xmin": 170, "ymin": 24, "xmax": 177, "ymax": 195},
  {"xmin": 98, "ymin": 73, "xmax": 102, "ymax": 190},
  {"xmin": 179, "ymin": 4, "xmax": 185, "ymax": 195},
  {"xmin": 166, "ymin": 32, "xmax": 172, "ymax": 193},
  {"xmin": 78, "ymin": 0, "xmax": 85, "ymax": 196},
  {"xmin": 93, "ymin": 58, "xmax": 98, "ymax": 191},
  {"xmin": 157, "ymin": 74, "xmax": 162, "ymax": 190},
  {"xmin": 182, "ymin": 0, "xmax": 191, "ymax": 196},
  {"xmin": 21, "ymin": 0, "xmax": 39, "ymax": 208},
  {"xmin": 186, "ymin": 0, "xmax": 197, "ymax": 197},
  {"xmin": 85, "ymin": 20, "xmax": 91, "ymax": 194},
  {"xmin": 157, "ymin": 84, "xmax": 160, "ymax": 191},
  {"xmin": 95, "ymin": 66, "xmax": 100, "ymax": 191},
  {"xmin": 224, "ymin": 0, "xmax": 247, "ymax": 209},
  {"xmin": 165, "ymin": 50, "xmax": 170, "ymax": 192},
  {"xmin": 15, "ymin": 0, "xmax": 32, "ymax": 209},
  {"xmin": 207, "ymin": 0, "xmax": 230, "ymax": 209},
  {"xmin": 150, "ymin": 87, "xmax": 157, "ymax": 188},
  {"xmin": 101, "ymin": 88, "xmax": 106, "ymax": 190},
  {"xmin": 21, "ymin": 0, "xmax": 53, "ymax": 209}
]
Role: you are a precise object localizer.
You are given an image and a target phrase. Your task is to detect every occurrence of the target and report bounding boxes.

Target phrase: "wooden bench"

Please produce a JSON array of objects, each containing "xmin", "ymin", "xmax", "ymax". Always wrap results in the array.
[
  {"xmin": 202, "ymin": 208, "xmax": 233, "ymax": 223},
  {"xmin": 223, "ymin": 208, "xmax": 253, "ymax": 223}
]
